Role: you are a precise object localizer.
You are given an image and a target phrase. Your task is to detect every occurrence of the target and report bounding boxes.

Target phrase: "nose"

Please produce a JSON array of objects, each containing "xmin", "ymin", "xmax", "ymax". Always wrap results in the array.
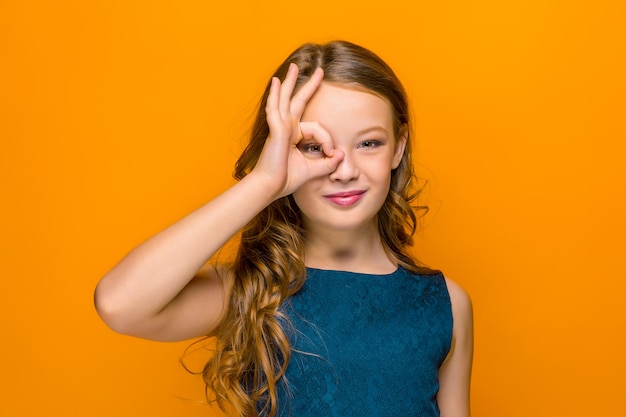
[{"xmin": 329, "ymin": 150, "xmax": 359, "ymax": 182}]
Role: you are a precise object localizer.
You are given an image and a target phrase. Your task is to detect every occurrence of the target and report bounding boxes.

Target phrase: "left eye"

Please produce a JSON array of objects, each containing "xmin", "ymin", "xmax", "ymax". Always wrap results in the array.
[{"xmin": 358, "ymin": 140, "xmax": 380, "ymax": 149}]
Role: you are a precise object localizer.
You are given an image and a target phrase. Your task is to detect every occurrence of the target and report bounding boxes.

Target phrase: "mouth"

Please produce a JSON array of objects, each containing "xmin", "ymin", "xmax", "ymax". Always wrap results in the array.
[{"xmin": 323, "ymin": 190, "xmax": 367, "ymax": 206}]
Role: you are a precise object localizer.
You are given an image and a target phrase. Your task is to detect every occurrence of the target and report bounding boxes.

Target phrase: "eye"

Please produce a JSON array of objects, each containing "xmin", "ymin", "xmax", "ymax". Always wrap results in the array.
[
  {"xmin": 358, "ymin": 140, "xmax": 382, "ymax": 149},
  {"xmin": 298, "ymin": 142, "xmax": 323, "ymax": 154}
]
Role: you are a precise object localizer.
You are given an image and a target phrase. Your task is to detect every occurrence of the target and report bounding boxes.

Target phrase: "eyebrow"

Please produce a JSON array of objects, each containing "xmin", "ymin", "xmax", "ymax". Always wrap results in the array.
[{"xmin": 356, "ymin": 126, "xmax": 389, "ymax": 136}]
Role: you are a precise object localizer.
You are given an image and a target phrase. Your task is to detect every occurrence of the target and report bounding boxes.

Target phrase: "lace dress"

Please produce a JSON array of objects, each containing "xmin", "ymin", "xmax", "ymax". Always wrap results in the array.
[{"xmin": 274, "ymin": 266, "xmax": 453, "ymax": 417}]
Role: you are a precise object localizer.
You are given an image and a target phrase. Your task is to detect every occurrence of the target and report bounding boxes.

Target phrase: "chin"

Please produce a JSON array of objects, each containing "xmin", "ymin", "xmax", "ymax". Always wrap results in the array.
[{"xmin": 304, "ymin": 215, "xmax": 379, "ymax": 233}]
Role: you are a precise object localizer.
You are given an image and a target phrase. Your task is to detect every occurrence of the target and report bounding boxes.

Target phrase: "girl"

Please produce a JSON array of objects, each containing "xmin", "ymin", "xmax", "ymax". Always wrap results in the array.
[{"xmin": 95, "ymin": 40, "xmax": 473, "ymax": 417}]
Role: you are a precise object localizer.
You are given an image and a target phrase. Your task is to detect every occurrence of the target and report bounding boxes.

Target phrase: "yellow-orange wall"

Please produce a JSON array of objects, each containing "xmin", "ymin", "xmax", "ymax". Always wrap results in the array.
[{"xmin": 2, "ymin": 1, "xmax": 624, "ymax": 415}]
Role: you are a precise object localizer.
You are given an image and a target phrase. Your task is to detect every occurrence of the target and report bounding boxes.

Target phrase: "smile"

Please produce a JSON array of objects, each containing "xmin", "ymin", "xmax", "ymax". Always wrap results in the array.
[{"xmin": 323, "ymin": 190, "xmax": 367, "ymax": 206}]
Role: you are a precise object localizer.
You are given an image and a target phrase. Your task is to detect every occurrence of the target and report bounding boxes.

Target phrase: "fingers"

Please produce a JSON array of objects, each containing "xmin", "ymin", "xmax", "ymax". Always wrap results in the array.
[
  {"xmin": 295, "ymin": 120, "xmax": 344, "ymax": 178},
  {"xmin": 296, "ymin": 120, "xmax": 344, "ymax": 178},
  {"xmin": 279, "ymin": 63, "xmax": 299, "ymax": 119},
  {"xmin": 265, "ymin": 77, "xmax": 282, "ymax": 129},
  {"xmin": 290, "ymin": 67, "xmax": 324, "ymax": 117},
  {"xmin": 309, "ymin": 148, "xmax": 345, "ymax": 179},
  {"xmin": 268, "ymin": 64, "xmax": 324, "ymax": 122},
  {"xmin": 298, "ymin": 121, "xmax": 335, "ymax": 157}
]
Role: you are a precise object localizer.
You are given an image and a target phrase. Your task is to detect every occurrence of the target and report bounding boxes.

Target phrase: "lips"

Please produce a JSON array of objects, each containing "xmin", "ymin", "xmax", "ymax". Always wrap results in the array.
[{"xmin": 323, "ymin": 190, "xmax": 367, "ymax": 206}]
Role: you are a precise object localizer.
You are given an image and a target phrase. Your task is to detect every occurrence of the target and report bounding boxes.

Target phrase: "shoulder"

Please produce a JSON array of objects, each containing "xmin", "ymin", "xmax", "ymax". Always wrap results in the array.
[
  {"xmin": 437, "ymin": 276, "xmax": 473, "ymax": 415},
  {"xmin": 443, "ymin": 276, "xmax": 473, "ymax": 321},
  {"xmin": 443, "ymin": 276, "xmax": 473, "ymax": 345},
  {"xmin": 442, "ymin": 276, "xmax": 473, "ymax": 362}
]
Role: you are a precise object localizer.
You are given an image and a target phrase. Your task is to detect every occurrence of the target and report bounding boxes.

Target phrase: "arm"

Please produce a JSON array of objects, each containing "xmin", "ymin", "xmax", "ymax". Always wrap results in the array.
[
  {"xmin": 437, "ymin": 277, "xmax": 474, "ymax": 417},
  {"xmin": 94, "ymin": 174, "xmax": 279, "ymax": 341},
  {"xmin": 94, "ymin": 64, "xmax": 343, "ymax": 342}
]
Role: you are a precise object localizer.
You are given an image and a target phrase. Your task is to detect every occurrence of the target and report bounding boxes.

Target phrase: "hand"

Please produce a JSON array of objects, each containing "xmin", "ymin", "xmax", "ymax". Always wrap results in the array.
[{"xmin": 252, "ymin": 63, "xmax": 344, "ymax": 199}]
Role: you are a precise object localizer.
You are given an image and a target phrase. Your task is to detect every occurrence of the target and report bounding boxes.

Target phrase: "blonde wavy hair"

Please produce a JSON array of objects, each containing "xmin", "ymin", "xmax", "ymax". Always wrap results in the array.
[{"xmin": 199, "ymin": 40, "xmax": 435, "ymax": 417}]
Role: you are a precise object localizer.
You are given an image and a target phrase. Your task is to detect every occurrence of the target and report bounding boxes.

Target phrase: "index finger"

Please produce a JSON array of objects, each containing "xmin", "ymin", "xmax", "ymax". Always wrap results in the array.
[{"xmin": 290, "ymin": 67, "xmax": 324, "ymax": 117}]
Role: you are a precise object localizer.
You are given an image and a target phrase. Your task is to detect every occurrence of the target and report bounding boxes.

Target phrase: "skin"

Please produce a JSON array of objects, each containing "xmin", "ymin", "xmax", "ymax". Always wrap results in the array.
[
  {"xmin": 94, "ymin": 63, "xmax": 473, "ymax": 416},
  {"xmin": 294, "ymin": 82, "xmax": 406, "ymax": 273}
]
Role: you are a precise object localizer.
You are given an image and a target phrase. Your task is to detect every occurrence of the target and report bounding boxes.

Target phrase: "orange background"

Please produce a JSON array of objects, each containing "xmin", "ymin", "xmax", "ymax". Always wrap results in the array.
[{"xmin": 2, "ymin": 0, "xmax": 625, "ymax": 416}]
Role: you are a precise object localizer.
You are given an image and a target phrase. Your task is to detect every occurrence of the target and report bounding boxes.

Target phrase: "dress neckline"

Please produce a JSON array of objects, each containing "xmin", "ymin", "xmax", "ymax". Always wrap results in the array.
[{"xmin": 305, "ymin": 266, "xmax": 402, "ymax": 278}]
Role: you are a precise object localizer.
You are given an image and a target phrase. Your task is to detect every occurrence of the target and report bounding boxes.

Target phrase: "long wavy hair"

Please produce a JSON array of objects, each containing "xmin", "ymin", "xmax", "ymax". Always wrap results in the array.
[{"xmin": 201, "ymin": 40, "xmax": 436, "ymax": 417}]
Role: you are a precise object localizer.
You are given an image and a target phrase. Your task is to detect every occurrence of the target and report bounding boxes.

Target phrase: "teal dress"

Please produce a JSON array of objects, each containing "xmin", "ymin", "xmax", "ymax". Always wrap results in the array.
[{"xmin": 274, "ymin": 266, "xmax": 453, "ymax": 417}]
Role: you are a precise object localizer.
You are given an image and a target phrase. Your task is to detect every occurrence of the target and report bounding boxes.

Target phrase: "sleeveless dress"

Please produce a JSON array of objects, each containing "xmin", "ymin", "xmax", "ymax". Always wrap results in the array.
[{"xmin": 274, "ymin": 266, "xmax": 453, "ymax": 417}]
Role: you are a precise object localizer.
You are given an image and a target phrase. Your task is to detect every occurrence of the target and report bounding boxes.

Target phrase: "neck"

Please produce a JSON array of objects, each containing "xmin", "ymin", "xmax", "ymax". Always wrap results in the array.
[{"xmin": 303, "ymin": 222, "xmax": 397, "ymax": 274}]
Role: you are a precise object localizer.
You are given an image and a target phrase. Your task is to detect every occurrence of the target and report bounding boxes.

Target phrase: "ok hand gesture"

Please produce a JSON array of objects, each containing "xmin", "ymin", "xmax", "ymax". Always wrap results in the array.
[{"xmin": 252, "ymin": 63, "xmax": 344, "ymax": 200}]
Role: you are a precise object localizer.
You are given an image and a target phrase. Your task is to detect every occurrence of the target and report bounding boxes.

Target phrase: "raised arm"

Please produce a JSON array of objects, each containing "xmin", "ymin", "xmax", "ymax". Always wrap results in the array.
[{"xmin": 94, "ymin": 64, "xmax": 343, "ymax": 342}]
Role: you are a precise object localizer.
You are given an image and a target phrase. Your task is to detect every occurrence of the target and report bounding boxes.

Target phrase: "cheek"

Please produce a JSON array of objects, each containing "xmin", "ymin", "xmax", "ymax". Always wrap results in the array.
[
  {"xmin": 292, "ymin": 181, "xmax": 318, "ymax": 211},
  {"xmin": 369, "ymin": 159, "xmax": 394, "ymax": 184}
]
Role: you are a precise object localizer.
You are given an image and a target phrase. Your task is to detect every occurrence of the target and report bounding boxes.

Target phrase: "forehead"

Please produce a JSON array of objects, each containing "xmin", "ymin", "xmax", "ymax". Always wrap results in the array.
[{"xmin": 301, "ymin": 82, "xmax": 394, "ymax": 132}]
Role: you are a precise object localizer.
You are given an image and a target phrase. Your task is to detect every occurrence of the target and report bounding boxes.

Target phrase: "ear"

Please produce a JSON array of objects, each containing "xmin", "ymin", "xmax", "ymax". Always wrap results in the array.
[{"xmin": 391, "ymin": 124, "xmax": 408, "ymax": 169}]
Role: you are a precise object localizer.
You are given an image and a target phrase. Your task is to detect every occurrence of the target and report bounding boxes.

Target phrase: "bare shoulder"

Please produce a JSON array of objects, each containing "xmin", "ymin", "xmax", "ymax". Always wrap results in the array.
[
  {"xmin": 444, "ymin": 276, "xmax": 473, "ymax": 321},
  {"xmin": 437, "ymin": 276, "xmax": 474, "ymax": 416},
  {"xmin": 442, "ymin": 276, "xmax": 473, "ymax": 357}
]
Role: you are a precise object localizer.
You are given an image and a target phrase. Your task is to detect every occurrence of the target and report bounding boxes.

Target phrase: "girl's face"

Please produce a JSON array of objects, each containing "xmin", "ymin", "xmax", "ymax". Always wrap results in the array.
[{"xmin": 293, "ymin": 82, "xmax": 406, "ymax": 233}]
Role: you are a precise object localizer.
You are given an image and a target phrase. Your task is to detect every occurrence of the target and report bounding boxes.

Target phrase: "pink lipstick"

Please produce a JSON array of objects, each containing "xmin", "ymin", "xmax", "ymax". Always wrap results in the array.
[{"xmin": 323, "ymin": 190, "xmax": 366, "ymax": 206}]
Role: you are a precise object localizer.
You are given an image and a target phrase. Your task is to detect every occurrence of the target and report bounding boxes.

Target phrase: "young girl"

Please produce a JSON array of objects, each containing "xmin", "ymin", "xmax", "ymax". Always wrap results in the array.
[{"xmin": 95, "ymin": 40, "xmax": 473, "ymax": 417}]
